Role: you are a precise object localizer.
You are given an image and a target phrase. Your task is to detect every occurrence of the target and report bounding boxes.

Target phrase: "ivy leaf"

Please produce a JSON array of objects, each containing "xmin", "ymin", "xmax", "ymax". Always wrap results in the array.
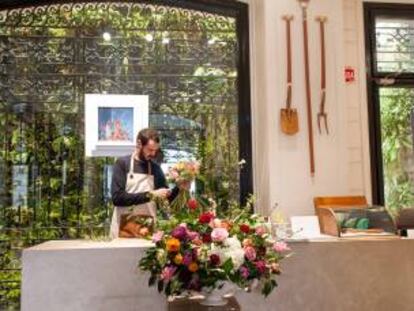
[
  {"xmin": 221, "ymin": 258, "xmax": 234, "ymax": 275},
  {"xmin": 148, "ymin": 274, "xmax": 156, "ymax": 287},
  {"xmin": 157, "ymin": 280, "xmax": 164, "ymax": 293}
]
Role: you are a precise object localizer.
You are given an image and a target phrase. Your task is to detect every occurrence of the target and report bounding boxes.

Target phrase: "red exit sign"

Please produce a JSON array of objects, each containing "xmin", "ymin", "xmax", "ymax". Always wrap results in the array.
[{"xmin": 345, "ymin": 66, "xmax": 355, "ymax": 83}]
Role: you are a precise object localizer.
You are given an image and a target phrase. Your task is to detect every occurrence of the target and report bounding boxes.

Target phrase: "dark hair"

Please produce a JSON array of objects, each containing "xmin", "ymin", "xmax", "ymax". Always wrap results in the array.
[{"xmin": 136, "ymin": 128, "xmax": 160, "ymax": 146}]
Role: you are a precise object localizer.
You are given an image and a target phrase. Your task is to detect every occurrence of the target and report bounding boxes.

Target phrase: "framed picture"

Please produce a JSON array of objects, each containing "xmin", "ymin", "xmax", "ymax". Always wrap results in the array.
[{"xmin": 85, "ymin": 94, "xmax": 149, "ymax": 157}]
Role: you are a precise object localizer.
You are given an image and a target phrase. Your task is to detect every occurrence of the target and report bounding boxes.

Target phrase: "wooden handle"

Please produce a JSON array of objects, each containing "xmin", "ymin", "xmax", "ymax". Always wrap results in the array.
[
  {"xmin": 300, "ymin": 0, "xmax": 315, "ymax": 176},
  {"xmin": 317, "ymin": 17, "xmax": 327, "ymax": 90},
  {"xmin": 282, "ymin": 14, "xmax": 294, "ymax": 21},
  {"xmin": 298, "ymin": 0, "xmax": 310, "ymax": 9},
  {"xmin": 315, "ymin": 15, "xmax": 328, "ymax": 23},
  {"xmin": 282, "ymin": 14, "xmax": 294, "ymax": 109}
]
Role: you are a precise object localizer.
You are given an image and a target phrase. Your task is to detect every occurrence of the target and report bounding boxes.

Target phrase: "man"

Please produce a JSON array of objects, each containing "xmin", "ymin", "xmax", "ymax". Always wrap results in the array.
[{"xmin": 110, "ymin": 128, "xmax": 177, "ymax": 238}]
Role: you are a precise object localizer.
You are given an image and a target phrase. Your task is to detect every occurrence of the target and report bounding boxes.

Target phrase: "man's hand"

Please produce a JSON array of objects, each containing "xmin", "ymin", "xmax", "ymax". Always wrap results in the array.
[{"xmin": 151, "ymin": 188, "xmax": 171, "ymax": 199}]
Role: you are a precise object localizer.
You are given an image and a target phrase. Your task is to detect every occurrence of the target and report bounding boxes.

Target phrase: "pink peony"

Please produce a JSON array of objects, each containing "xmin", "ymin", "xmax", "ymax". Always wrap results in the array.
[
  {"xmin": 211, "ymin": 228, "xmax": 229, "ymax": 242},
  {"xmin": 255, "ymin": 260, "xmax": 266, "ymax": 274},
  {"xmin": 273, "ymin": 241, "xmax": 290, "ymax": 253},
  {"xmin": 187, "ymin": 230, "xmax": 199, "ymax": 241},
  {"xmin": 160, "ymin": 266, "xmax": 177, "ymax": 281},
  {"xmin": 171, "ymin": 225, "xmax": 187, "ymax": 240},
  {"xmin": 244, "ymin": 246, "xmax": 257, "ymax": 261},
  {"xmin": 152, "ymin": 231, "xmax": 164, "ymax": 243}
]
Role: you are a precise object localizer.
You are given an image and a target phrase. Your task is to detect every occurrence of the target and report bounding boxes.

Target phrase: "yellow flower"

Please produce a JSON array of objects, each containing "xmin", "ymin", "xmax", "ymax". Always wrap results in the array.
[
  {"xmin": 166, "ymin": 238, "xmax": 181, "ymax": 252},
  {"xmin": 174, "ymin": 253, "xmax": 183, "ymax": 265},
  {"xmin": 188, "ymin": 262, "xmax": 199, "ymax": 272},
  {"xmin": 177, "ymin": 162, "xmax": 185, "ymax": 170}
]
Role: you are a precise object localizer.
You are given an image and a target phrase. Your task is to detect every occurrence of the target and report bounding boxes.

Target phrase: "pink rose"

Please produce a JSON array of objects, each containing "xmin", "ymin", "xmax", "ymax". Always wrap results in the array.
[
  {"xmin": 160, "ymin": 266, "xmax": 177, "ymax": 281},
  {"xmin": 240, "ymin": 266, "xmax": 250, "ymax": 279},
  {"xmin": 273, "ymin": 241, "xmax": 290, "ymax": 253},
  {"xmin": 244, "ymin": 246, "xmax": 256, "ymax": 261},
  {"xmin": 169, "ymin": 169, "xmax": 179, "ymax": 180},
  {"xmin": 152, "ymin": 231, "xmax": 164, "ymax": 243},
  {"xmin": 187, "ymin": 230, "xmax": 199, "ymax": 241},
  {"xmin": 255, "ymin": 226, "xmax": 267, "ymax": 236},
  {"xmin": 211, "ymin": 228, "xmax": 229, "ymax": 242}
]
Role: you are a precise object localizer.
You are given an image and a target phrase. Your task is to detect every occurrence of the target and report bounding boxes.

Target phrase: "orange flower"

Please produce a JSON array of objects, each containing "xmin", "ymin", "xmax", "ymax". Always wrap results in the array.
[
  {"xmin": 188, "ymin": 262, "xmax": 199, "ymax": 272},
  {"xmin": 220, "ymin": 220, "xmax": 232, "ymax": 231},
  {"xmin": 174, "ymin": 253, "xmax": 183, "ymax": 265},
  {"xmin": 166, "ymin": 238, "xmax": 181, "ymax": 252}
]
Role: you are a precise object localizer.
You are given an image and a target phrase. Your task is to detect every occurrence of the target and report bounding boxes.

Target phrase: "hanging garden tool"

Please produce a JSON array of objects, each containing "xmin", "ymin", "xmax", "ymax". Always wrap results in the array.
[
  {"xmin": 281, "ymin": 14, "xmax": 299, "ymax": 135},
  {"xmin": 298, "ymin": 0, "xmax": 315, "ymax": 176},
  {"xmin": 316, "ymin": 16, "xmax": 329, "ymax": 135}
]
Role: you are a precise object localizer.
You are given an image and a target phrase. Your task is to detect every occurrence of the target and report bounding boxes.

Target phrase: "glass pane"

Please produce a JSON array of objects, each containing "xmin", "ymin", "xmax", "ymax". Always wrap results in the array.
[
  {"xmin": 375, "ymin": 17, "xmax": 414, "ymax": 73},
  {"xmin": 379, "ymin": 87, "xmax": 414, "ymax": 213},
  {"xmin": 0, "ymin": 3, "xmax": 241, "ymax": 308}
]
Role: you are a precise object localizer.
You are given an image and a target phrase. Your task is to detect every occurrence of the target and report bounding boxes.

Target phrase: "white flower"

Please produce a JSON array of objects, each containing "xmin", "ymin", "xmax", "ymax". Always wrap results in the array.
[
  {"xmin": 156, "ymin": 249, "xmax": 166, "ymax": 265},
  {"xmin": 209, "ymin": 237, "xmax": 244, "ymax": 270}
]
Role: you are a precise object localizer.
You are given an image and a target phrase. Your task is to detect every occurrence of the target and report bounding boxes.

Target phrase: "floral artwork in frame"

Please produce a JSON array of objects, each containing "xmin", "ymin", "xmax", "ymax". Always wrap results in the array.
[{"xmin": 84, "ymin": 94, "xmax": 149, "ymax": 157}]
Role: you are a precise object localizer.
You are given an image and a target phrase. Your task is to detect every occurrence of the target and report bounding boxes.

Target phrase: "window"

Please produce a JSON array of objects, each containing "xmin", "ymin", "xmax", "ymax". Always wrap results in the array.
[
  {"xmin": 0, "ymin": 1, "xmax": 251, "ymax": 308},
  {"xmin": 365, "ymin": 3, "xmax": 414, "ymax": 212}
]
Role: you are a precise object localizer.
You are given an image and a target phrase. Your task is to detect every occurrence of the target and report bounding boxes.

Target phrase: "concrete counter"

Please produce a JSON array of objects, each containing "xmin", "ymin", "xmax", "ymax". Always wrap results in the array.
[{"xmin": 22, "ymin": 238, "xmax": 414, "ymax": 311}]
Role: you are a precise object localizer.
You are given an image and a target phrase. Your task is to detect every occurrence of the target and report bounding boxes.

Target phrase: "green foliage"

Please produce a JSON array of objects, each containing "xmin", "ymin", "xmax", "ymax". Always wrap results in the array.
[
  {"xmin": 0, "ymin": 3, "xmax": 239, "ymax": 308},
  {"xmin": 380, "ymin": 88, "xmax": 414, "ymax": 214}
]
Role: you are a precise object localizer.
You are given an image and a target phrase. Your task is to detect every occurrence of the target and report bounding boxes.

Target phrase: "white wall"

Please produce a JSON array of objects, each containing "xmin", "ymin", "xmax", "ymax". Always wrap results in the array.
[
  {"xmin": 249, "ymin": 0, "xmax": 376, "ymax": 217},
  {"xmin": 250, "ymin": 0, "xmax": 414, "ymax": 217}
]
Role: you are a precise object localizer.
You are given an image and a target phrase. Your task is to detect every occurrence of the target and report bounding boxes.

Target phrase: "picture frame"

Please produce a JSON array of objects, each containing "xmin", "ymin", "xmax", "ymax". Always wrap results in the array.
[{"xmin": 85, "ymin": 94, "xmax": 149, "ymax": 157}]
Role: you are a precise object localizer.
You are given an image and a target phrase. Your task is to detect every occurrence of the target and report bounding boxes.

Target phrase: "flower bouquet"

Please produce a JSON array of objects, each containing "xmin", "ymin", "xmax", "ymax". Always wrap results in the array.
[
  {"xmin": 138, "ymin": 196, "xmax": 291, "ymax": 305},
  {"xmin": 166, "ymin": 160, "xmax": 200, "ymax": 212}
]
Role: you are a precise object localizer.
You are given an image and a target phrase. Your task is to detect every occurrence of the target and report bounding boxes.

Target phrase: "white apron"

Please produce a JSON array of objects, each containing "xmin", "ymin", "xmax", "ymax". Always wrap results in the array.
[{"xmin": 110, "ymin": 154, "xmax": 156, "ymax": 239}]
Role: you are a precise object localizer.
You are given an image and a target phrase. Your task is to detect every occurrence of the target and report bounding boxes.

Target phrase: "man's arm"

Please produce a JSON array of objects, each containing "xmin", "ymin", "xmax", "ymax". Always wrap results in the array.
[{"xmin": 111, "ymin": 157, "xmax": 150, "ymax": 206}]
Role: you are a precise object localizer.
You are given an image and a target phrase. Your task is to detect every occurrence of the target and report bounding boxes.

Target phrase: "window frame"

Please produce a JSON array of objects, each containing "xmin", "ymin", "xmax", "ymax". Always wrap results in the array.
[{"xmin": 364, "ymin": 2, "xmax": 414, "ymax": 204}]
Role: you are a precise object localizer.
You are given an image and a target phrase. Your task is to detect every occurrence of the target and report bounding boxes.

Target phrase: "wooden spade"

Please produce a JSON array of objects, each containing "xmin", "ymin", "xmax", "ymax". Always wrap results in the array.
[{"xmin": 280, "ymin": 15, "xmax": 299, "ymax": 135}]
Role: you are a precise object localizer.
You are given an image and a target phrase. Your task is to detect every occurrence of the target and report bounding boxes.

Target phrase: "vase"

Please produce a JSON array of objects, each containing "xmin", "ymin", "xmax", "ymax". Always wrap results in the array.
[
  {"xmin": 199, "ymin": 282, "xmax": 235, "ymax": 307},
  {"xmin": 200, "ymin": 288, "xmax": 228, "ymax": 306}
]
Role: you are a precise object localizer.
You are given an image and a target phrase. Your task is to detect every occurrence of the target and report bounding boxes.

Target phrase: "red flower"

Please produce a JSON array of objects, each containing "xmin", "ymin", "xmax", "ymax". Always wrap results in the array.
[
  {"xmin": 240, "ymin": 224, "xmax": 250, "ymax": 233},
  {"xmin": 209, "ymin": 254, "xmax": 221, "ymax": 266},
  {"xmin": 199, "ymin": 212, "xmax": 214, "ymax": 224},
  {"xmin": 202, "ymin": 233, "xmax": 212, "ymax": 243},
  {"xmin": 187, "ymin": 198, "xmax": 198, "ymax": 210}
]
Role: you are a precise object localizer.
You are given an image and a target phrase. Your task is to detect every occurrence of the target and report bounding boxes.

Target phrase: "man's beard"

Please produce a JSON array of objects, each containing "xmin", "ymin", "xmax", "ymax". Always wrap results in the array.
[
  {"xmin": 138, "ymin": 148, "xmax": 154, "ymax": 161},
  {"xmin": 138, "ymin": 149, "xmax": 146, "ymax": 161}
]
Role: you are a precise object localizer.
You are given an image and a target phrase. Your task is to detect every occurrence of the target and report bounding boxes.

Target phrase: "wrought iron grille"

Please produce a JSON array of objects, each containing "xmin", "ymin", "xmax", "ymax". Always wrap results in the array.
[
  {"xmin": 375, "ymin": 17, "xmax": 414, "ymax": 73},
  {"xmin": 0, "ymin": 2, "xmax": 244, "ymax": 308}
]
